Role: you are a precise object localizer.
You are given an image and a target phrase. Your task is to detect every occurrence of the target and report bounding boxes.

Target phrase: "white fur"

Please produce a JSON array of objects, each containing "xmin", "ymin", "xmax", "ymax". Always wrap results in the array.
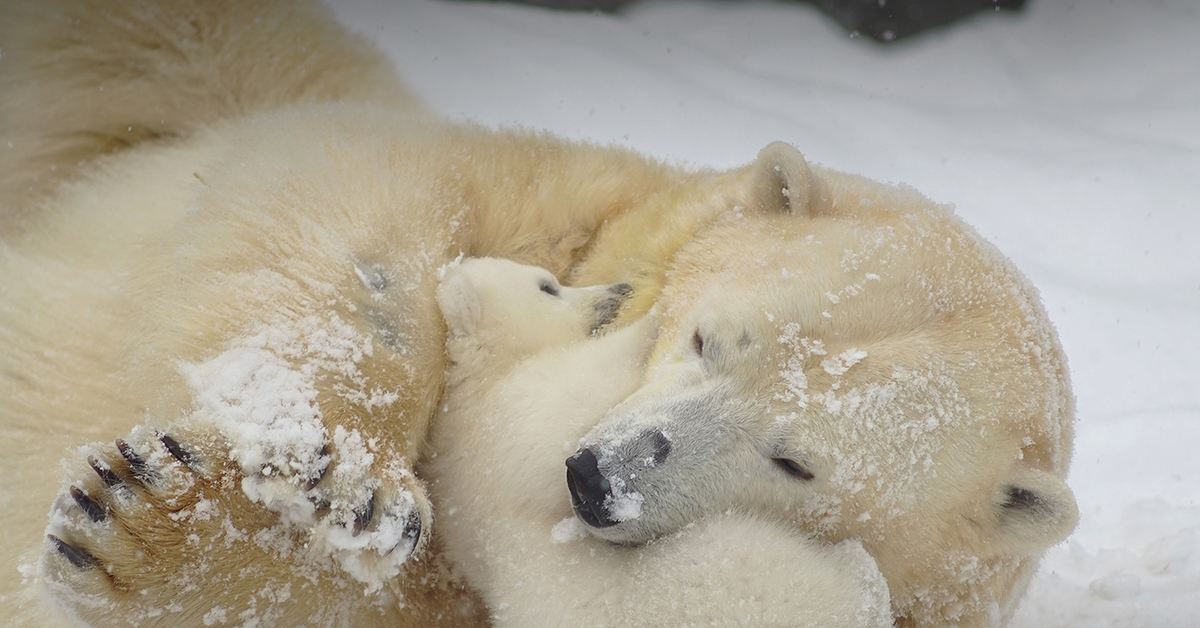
[
  {"xmin": 426, "ymin": 258, "xmax": 893, "ymax": 627},
  {"xmin": 570, "ymin": 198, "xmax": 1079, "ymax": 627},
  {"xmin": 0, "ymin": 0, "xmax": 1075, "ymax": 624}
]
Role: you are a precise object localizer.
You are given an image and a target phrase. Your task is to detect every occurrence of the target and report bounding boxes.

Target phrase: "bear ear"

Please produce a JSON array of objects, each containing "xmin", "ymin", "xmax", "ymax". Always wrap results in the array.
[
  {"xmin": 990, "ymin": 467, "xmax": 1079, "ymax": 555},
  {"xmin": 746, "ymin": 141, "xmax": 814, "ymax": 217},
  {"xmin": 436, "ymin": 270, "xmax": 481, "ymax": 338}
]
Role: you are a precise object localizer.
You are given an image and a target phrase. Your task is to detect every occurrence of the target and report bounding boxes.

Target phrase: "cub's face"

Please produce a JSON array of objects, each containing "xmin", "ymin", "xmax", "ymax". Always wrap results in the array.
[
  {"xmin": 437, "ymin": 257, "xmax": 632, "ymax": 359},
  {"xmin": 566, "ymin": 210, "xmax": 1077, "ymax": 575}
]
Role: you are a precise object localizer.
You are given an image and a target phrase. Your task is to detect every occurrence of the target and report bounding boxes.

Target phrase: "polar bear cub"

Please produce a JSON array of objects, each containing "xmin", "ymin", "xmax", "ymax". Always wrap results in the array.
[{"xmin": 426, "ymin": 257, "xmax": 891, "ymax": 628}]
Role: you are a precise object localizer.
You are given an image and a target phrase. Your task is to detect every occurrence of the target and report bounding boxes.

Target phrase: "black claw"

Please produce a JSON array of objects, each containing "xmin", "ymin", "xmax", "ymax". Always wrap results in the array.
[
  {"xmin": 159, "ymin": 434, "xmax": 197, "ymax": 470},
  {"xmin": 384, "ymin": 509, "xmax": 423, "ymax": 558},
  {"xmin": 47, "ymin": 534, "xmax": 98, "ymax": 569},
  {"xmin": 69, "ymin": 486, "xmax": 108, "ymax": 523},
  {"xmin": 352, "ymin": 493, "xmax": 376, "ymax": 537},
  {"xmin": 116, "ymin": 438, "xmax": 159, "ymax": 484},
  {"xmin": 305, "ymin": 445, "xmax": 331, "ymax": 491},
  {"xmin": 304, "ymin": 466, "xmax": 326, "ymax": 492},
  {"xmin": 88, "ymin": 456, "xmax": 123, "ymax": 489},
  {"xmin": 402, "ymin": 507, "xmax": 422, "ymax": 547}
]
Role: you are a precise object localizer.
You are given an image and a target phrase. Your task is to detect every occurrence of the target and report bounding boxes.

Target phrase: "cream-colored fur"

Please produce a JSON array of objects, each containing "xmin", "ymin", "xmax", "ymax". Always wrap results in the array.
[
  {"xmin": 427, "ymin": 257, "xmax": 892, "ymax": 627},
  {"xmin": 0, "ymin": 0, "xmax": 421, "ymax": 225},
  {"xmin": 568, "ymin": 169, "xmax": 1079, "ymax": 627},
  {"xmin": 0, "ymin": 0, "xmax": 1074, "ymax": 626}
]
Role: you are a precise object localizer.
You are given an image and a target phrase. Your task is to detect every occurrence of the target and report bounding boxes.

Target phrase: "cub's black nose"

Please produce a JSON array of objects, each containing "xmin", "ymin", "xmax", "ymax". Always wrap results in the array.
[
  {"xmin": 591, "ymin": 283, "xmax": 635, "ymax": 332},
  {"xmin": 566, "ymin": 448, "xmax": 617, "ymax": 528}
]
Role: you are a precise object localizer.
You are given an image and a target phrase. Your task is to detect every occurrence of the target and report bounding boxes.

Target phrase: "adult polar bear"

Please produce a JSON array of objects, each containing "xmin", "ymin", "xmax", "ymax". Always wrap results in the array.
[
  {"xmin": 0, "ymin": 0, "xmax": 1076, "ymax": 626},
  {"xmin": 427, "ymin": 256, "xmax": 893, "ymax": 627}
]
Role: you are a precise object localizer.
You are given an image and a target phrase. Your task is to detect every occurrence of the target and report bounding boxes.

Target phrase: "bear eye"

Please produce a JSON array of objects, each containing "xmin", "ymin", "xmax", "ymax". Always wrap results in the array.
[
  {"xmin": 539, "ymin": 280, "xmax": 560, "ymax": 297},
  {"xmin": 773, "ymin": 458, "xmax": 814, "ymax": 481},
  {"xmin": 692, "ymin": 329, "xmax": 704, "ymax": 356}
]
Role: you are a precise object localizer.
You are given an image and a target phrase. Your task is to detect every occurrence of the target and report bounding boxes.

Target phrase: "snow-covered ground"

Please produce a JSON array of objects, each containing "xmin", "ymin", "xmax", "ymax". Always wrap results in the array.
[{"xmin": 331, "ymin": 0, "xmax": 1200, "ymax": 624}]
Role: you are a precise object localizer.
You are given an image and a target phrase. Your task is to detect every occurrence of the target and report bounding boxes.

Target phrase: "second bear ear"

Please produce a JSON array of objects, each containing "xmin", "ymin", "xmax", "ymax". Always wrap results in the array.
[
  {"xmin": 436, "ymin": 270, "xmax": 481, "ymax": 338},
  {"xmin": 989, "ymin": 467, "xmax": 1079, "ymax": 556},
  {"xmin": 745, "ymin": 141, "xmax": 814, "ymax": 217}
]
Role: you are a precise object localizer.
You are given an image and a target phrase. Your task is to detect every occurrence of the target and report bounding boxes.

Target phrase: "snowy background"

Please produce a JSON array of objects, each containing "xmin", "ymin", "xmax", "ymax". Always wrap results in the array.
[{"xmin": 329, "ymin": 0, "xmax": 1200, "ymax": 624}]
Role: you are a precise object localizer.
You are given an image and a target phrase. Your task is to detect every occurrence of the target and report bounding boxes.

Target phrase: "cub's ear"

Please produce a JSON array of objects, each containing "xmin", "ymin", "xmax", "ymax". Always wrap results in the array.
[
  {"xmin": 990, "ymin": 467, "xmax": 1079, "ymax": 555},
  {"xmin": 746, "ymin": 141, "xmax": 814, "ymax": 216},
  {"xmin": 436, "ymin": 270, "xmax": 481, "ymax": 338}
]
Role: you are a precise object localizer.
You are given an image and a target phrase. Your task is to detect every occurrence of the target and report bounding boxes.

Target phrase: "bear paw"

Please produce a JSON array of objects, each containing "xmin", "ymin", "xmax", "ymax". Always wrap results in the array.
[
  {"xmin": 43, "ymin": 424, "xmax": 425, "ymax": 607},
  {"xmin": 232, "ymin": 423, "xmax": 428, "ymax": 587},
  {"xmin": 44, "ymin": 431, "xmax": 216, "ymax": 585}
]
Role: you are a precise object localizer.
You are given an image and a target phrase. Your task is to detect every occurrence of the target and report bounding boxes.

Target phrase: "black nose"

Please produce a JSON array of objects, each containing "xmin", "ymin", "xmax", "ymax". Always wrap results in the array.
[
  {"xmin": 609, "ymin": 283, "xmax": 633, "ymax": 298},
  {"xmin": 591, "ymin": 283, "xmax": 635, "ymax": 332},
  {"xmin": 566, "ymin": 430, "xmax": 670, "ymax": 529},
  {"xmin": 566, "ymin": 448, "xmax": 618, "ymax": 528}
]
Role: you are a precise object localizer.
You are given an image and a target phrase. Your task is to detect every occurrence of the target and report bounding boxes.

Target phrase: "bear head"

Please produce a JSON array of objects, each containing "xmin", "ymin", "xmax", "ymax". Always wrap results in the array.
[
  {"xmin": 565, "ymin": 143, "xmax": 1077, "ymax": 626},
  {"xmin": 436, "ymin": 257, "xmax": 633, "ymax": 366}
]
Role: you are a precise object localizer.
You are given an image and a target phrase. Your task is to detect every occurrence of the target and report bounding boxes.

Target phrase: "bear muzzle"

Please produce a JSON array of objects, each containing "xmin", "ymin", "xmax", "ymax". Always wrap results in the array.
[{"xmin": 566, "ymin": 429, "xmax": 671, "ymax": 531}]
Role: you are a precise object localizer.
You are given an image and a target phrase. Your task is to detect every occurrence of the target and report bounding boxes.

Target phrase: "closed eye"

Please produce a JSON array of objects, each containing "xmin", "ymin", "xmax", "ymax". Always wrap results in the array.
[
  {"xmin": 692, "ymin": 329, "xmax": 704, "ymax": 356},
  {"xmin": 539, "ymin": 280, "xmax": 560, "ymax": 297},
  {"xmin": 773, "ymin": 458, "xmax": 814, "ymax": 481}
]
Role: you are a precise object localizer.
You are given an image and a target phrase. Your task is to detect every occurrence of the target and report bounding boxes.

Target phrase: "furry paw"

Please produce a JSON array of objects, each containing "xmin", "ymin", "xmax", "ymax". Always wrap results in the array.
[
  {"xmin": 44, "ymin": 430, "xmax": 220, "ymax": 583},
  {"xmin": 42, "ymin": 424, "xmax": 427, "ymax": 621},
  {"xmin": 237, "ymin": 421, "xmax": 429, "ymax": 587},
  {"xmin": 172, "ymin": 311, "xmax": 432, "ymax": 584},
  {"xmin": 39, "ymin": 427, "xmax": 270, "ymax": 625}
]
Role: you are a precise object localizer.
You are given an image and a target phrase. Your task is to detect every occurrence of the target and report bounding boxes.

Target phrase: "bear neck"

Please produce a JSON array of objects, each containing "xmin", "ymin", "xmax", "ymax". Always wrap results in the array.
[
  {"xmin": 443, "ymin": 334, "xmax": 536, "ymax": 390},
  {"xmin": 451, "ymin": 127, "xmax": 681, "ymax": 281},
  {"xmin": 567, "ymin": 168, "xmax": 752, "ymax": 320}
]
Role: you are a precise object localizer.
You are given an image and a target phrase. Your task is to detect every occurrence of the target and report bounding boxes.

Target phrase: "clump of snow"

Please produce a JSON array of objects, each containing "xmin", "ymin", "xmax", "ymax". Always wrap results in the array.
[
  {"xmin": 582, "ymin": 466, "xmax": 643, "ymax": 523},
  {"xmin": 179, "ymin": 312, "xmax": 412, "ymax": 591},
  {"xmin": 821, "ymin": 347, "xmax": 867, "ymax": 377},
  {"xmin": 551, "ymin": 516, "xmax": 588, "ymax": 544},
  {"xmin": 316, "ymin": 486, "xmax": 421, "ymax": 592},
  {"xmin": 1088, "ymin": 573, "xmax": 1142, "ymax": 601},
  {"xmin": 605, "ymin": 486, "xmax": 644, "ymax": 523},
  {"xmin": 774, "ymin": 321, "xmax": 818, "ymax": 408},
  {"xmin": 178, "ymin": 313, "xmax": 359, "ymax": 509},
  {"xmin": 202, "ymin": 607, "xmax": 228, "ymax": 626}
]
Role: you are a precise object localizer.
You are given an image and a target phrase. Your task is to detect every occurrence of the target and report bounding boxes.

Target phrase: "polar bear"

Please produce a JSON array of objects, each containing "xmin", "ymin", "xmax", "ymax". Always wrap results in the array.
[
  {"xmin": 0, "ymin": 0, "xmax": 1076, "ymax": 626},
  {"xmin": 565, "ymin": 200, "xmax": 1080, "ymax": 627},
  {"xmin": 425, "ymin": 256, "xmax": 892, "ymax": 628}
]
